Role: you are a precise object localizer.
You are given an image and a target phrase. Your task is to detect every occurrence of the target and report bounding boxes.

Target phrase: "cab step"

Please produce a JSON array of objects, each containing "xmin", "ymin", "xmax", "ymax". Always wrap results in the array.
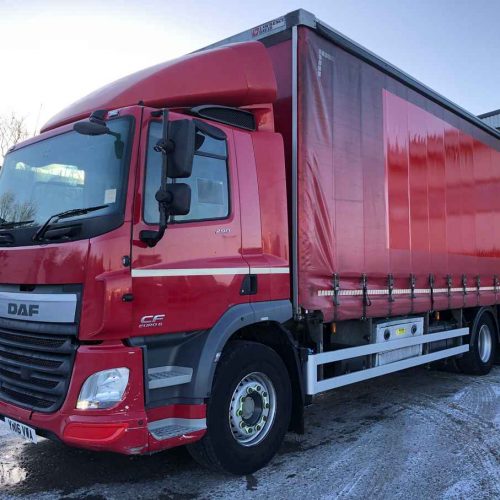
[{"xmin": 147, "ymin": 366, "xmax": 193, "ymax": 390}]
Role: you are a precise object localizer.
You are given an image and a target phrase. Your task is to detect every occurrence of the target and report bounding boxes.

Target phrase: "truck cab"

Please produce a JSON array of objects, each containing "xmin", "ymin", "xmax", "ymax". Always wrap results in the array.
[{"xmin": 0, "ymin": 41, "xmax": 293, "ymax": 472}]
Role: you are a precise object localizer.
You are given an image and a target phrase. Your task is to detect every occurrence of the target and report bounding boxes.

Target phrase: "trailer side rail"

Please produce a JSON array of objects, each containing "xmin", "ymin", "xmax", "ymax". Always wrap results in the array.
[{"xmin": 306, "ymin": 328, "xmax": 469, "ymax": 394}]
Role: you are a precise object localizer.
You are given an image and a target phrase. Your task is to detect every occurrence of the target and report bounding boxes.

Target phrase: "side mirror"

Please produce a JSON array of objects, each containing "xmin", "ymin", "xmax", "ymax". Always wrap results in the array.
[
  {"xmin": 140, "ymin": 112, "xmax": 196, "ymax": 248},
  {"xmin": 155, "ymin": 183, "xmax": 191, "ymax": 216},
  {"xmin": 74, "ymin": 120, "xmax": 124, "ymax": 159},
  {"xmin": 165, "ymin": 120, "xmax": 196, "ymax": 178},
  {"xmin": 73, "ymin": 121, "xmax": 109, "ymax": 136}
]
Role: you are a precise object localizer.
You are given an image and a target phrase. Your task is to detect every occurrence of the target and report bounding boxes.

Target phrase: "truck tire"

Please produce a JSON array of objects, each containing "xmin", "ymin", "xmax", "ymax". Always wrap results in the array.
[
  {"xmin": 457, "ymin": 314, "xmax": 497, "ymax": 375},
  {"xmin": 187, "ymin": 340, "xmax": 291, "ymax": 475}
]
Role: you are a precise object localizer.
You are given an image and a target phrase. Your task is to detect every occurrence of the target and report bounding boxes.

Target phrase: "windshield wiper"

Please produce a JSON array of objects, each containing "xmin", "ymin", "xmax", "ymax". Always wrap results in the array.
[
  {"xmin": 33, "ymin": 205, "xmax": 109, "ymax": 242},
  {"xmin": 0, "ymin": 219, "xmax": 35, "ymax": 229}
]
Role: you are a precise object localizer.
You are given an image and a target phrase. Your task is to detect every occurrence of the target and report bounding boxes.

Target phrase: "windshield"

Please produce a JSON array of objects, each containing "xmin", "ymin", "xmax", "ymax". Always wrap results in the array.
[{"xmin": 0, "ymin": 118, "xmax": 131, "ymax": 226}]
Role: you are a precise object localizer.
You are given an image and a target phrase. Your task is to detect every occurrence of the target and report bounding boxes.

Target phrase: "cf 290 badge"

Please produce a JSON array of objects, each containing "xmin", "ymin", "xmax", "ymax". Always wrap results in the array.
[{"xmin": 139, "ymin": 314, "xmax": 165, "ymax": 328}]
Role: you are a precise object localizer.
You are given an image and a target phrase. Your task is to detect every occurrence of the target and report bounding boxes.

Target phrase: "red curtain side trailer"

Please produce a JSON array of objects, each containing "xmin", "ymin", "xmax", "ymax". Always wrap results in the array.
[{"xmin": 209, "ymin": 10, "xmax": 500, "ymax": 323}]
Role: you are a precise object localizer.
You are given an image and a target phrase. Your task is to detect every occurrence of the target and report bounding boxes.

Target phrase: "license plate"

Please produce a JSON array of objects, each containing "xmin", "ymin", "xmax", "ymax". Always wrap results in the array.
[{"xmin": 4, "ymin": 417, "xmax": 38, "ymax": 444}]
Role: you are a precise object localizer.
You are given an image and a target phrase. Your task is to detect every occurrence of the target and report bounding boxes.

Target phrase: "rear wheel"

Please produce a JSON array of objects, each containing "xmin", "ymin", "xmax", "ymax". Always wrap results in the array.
[
  {"xmin": 457, "ymin": 314, "xmax": 497, "ymax": 375},
  {"xmin": 188, "ymin": 341, "xmax": 291, "ymax": 474}
]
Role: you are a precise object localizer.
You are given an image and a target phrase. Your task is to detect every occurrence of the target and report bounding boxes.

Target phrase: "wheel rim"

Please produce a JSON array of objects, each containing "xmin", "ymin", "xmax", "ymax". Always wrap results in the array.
[
  {"xmin": 228, "ymin": 372, "xmax": 277, "ymax": 447},
  {"xmin": 478, "ymin": 324, "xmax": 493, "ymax": 363}
]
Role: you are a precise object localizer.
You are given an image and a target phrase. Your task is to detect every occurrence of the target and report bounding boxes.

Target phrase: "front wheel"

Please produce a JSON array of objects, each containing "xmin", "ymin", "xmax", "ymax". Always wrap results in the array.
[
  {"xmin": 187, "ymin": 341, "xmax": 291, "ymax": 474},
  {"xmin": 457, "ymin": 314, "xmax": 497, "ymax": 375}
]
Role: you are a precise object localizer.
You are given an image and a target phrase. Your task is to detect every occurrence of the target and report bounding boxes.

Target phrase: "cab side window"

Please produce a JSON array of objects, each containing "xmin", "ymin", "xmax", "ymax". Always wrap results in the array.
[{"xmin": 144, "ymin": 121, "xmax": 229, "ymax": 224}]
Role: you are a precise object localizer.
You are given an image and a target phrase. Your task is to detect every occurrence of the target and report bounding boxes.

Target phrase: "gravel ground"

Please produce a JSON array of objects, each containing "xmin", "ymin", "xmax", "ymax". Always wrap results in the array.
[{"xmin": 1, "ymin": 365, "xmax": 499, "ymax": 500}]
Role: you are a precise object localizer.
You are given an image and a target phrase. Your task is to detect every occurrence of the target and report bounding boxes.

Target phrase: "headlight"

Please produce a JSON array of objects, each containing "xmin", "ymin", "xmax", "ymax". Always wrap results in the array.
[{"xmin": 76, "ymin": 368, "xmax": 130, "ymax": 410}]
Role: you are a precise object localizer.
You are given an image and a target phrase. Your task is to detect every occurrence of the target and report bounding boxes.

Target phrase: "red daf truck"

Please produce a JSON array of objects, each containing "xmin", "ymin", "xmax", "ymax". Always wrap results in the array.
[{"xmin": 0, "ymin": 10, "xmax": 499, "ymax": 474}]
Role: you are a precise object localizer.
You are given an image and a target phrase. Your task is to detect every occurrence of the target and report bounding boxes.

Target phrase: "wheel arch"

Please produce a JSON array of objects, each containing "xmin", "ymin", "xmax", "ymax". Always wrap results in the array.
[
  {"xmin": 192, "ymin": 301, "xmax": 293, "ymax": 395},
  {"xmin": 464, "ymin": 306, "xmax": 499, "ymax": 343},
  {"xmin": 194, "ymin": 300, "xmax": 305, "ymax": 434}
]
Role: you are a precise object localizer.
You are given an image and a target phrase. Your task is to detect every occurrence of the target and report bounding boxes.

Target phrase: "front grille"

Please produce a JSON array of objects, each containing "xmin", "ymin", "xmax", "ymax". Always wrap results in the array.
[
  {"xmin": 0, "ymin": 326, "xmax": 77, "ymax": 413},
  {"xmin": 0, "ymin": 350, "xmax": 62, "ymax": 368},
  {"xmin": 1, "ymin": 387, "xmax": 55, "ymax": 409},
  {"xmin": 0, "ymin": 330, "xmax": 66, "ymax": 349}
]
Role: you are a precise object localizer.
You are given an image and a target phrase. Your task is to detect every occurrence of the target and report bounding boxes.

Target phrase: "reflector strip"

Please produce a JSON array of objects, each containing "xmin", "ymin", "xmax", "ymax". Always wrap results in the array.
[
  {"xmin": 132, "ymin": 267, "xmax": 290, "ymax": 277},
  {"xmin": 250, "ymin": 267, "xmax": 290, "ymax": 274},
  {"xmin": 318, "ymin": 286, "xmax": 495, "ymax": 296}
]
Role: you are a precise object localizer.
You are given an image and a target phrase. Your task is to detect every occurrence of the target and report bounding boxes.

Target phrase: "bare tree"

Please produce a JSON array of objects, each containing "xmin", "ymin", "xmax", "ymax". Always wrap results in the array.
[
  {"xmin": 0, "ymin": 191, "xmax": 36, "ymax": 223},
  {"xmin": 0, "ymin": 113, "xmax": 29, "ymax": 165}
]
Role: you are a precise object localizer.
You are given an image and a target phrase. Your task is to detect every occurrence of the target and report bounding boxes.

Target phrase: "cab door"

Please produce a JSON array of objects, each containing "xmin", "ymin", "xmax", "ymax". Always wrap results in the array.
[{"xmin": 130, "ymin": 111, "xmax": 249, "ymax": 336}]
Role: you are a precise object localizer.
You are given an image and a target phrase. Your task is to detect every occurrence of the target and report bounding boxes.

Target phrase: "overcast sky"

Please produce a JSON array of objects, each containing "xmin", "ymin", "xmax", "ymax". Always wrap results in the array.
[{"xmin": 1, "ymin": 0, "xmax": 499, "ymax": 135}]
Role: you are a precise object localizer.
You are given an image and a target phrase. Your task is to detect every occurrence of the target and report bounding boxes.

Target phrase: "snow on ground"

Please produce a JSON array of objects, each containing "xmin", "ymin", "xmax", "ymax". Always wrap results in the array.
[{"xmin": 1, "ymin": 366, "xmax": 499, "ymax": 500}]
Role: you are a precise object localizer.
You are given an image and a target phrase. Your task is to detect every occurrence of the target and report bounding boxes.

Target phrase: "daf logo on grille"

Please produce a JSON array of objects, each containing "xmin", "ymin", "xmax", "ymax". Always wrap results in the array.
[{"xmin": 7, "ymin": 303, "xmax": 39, "ymax": 317}]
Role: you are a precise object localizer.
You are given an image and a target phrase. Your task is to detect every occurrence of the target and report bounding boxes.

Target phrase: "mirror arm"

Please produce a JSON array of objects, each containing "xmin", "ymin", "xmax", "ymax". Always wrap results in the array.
[
  {"xmin": 140, "ymin": 109, "xmax": 171, "ymax": 247},
  {"xmin": 154, "ymin": 138, "xmax": 174, "ymax": 155},
  {"xmin": 140, "ymin": 203, "xmax": 168, "ymax": 247}
]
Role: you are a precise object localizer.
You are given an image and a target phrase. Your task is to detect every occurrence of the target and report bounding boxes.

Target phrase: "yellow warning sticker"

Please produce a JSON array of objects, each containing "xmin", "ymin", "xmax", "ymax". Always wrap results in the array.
[{"xmin": 396, "ymin": 328, "xmax": 406, "ymax": 335}]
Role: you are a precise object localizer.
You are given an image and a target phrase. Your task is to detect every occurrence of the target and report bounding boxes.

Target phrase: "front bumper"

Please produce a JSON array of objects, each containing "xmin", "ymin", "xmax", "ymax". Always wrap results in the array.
[{"xmin": 0, "ymin": 342, "xmax": 205, "ymax": 454}]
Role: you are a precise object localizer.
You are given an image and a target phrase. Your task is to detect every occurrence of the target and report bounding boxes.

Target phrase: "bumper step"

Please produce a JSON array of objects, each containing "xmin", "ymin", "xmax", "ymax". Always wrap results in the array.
[
  {"xmin": 148, "ymin": 417, "xmax": 206, "ymax": 441},
  {"xmin": 147, "ymin": 366, "xmax": 193, "ymax": 390}
]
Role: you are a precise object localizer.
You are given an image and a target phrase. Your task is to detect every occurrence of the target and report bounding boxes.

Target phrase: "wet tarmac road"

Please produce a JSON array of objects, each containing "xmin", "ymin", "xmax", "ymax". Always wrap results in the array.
[{"xmin": 1, "ymin": 365, "xmax": 499, "ymax": 500}]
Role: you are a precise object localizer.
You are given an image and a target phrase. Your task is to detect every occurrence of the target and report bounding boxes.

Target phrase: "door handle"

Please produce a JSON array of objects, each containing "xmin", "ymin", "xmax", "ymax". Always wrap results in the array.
[{"xmin": 240, "ymin": 274, "xmax": 258, "ymax": 295}]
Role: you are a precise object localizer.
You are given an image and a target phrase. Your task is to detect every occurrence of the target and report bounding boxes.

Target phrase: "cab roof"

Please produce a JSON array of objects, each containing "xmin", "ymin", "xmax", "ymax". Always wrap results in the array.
[{"xmin": 42, "ymin": 41, "xmax": 277, "ymax": 132}]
